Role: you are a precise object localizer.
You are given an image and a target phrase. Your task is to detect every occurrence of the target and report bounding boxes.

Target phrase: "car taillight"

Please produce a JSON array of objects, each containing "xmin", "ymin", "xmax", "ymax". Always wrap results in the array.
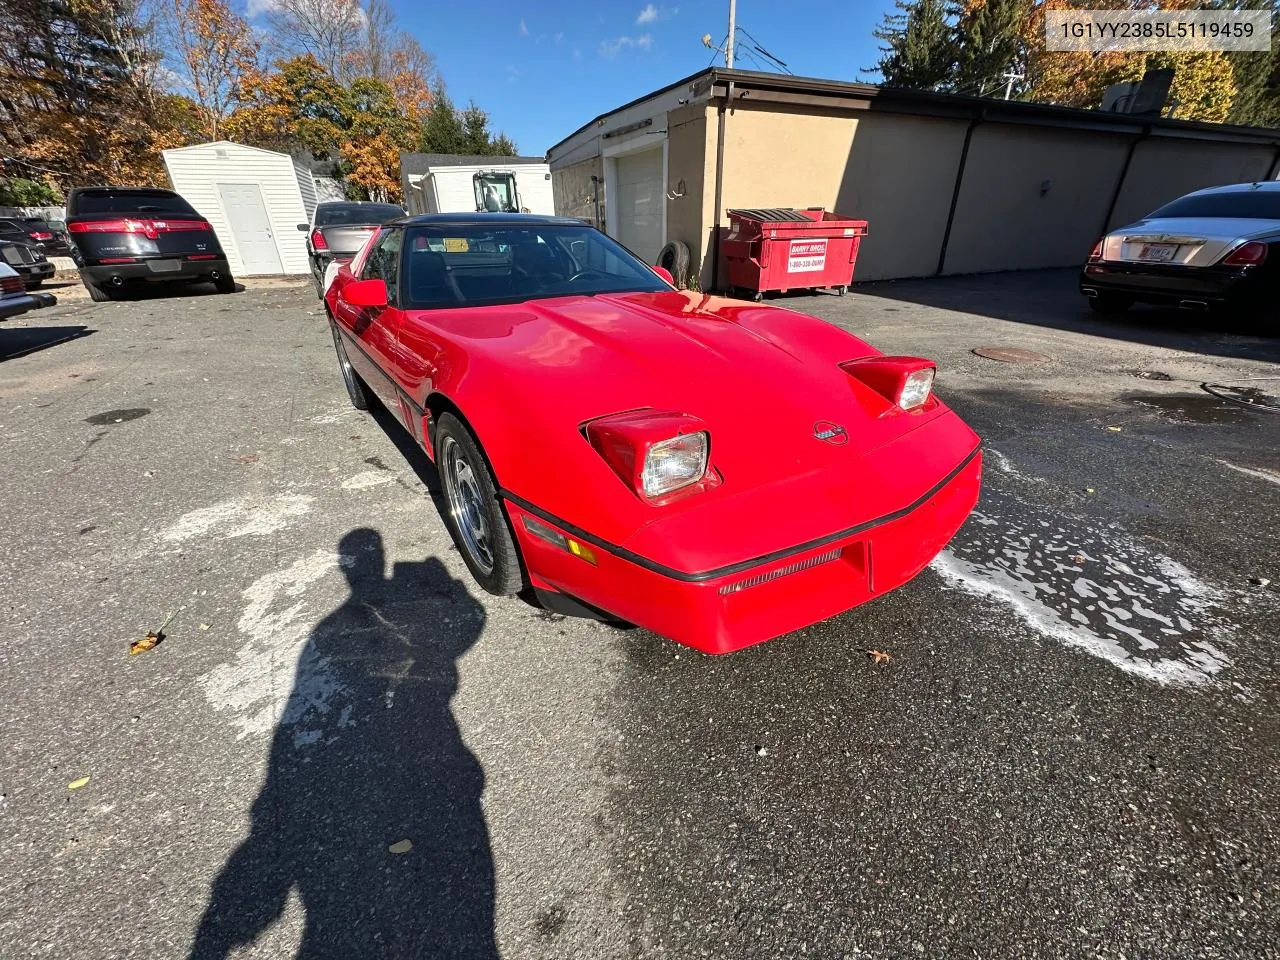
[
  {"xmin": 1088, "ymin": 238, "xmax": 1104, "ymax": 262},
  {"xmin": 311, "ymin": 229, "xmax": 328, "ymax": 251},
  {"xmin": 0, "ymin": 275, "xmax": 22, "ymax": 294},
  {"xmin": 841, "ymin": 356, "xmax": 937, "ymax": 412},
  {"xmin": 67, "ymin": 219, "xmax": 209, "ymax": 239},
  {"xmin": 28, "ymin": 231, "xmax": 52, "ymax": 240},
  {"xmin": 1222, "ymin": 241, "xmax": 1267, "ymax": 266}
]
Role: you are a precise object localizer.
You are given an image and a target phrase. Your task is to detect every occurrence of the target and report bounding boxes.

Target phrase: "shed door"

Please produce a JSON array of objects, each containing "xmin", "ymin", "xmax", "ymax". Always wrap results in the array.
[
  {"xmin": 614, "ymin": 148, "xmax": 663, "ymax": 265},
  {"xmin": 217, "ymin": 183, "xmax": 283, "ymax": 275}
]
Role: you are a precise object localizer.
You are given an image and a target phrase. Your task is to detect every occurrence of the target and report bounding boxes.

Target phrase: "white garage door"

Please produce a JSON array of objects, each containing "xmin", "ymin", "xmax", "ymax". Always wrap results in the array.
[{"xmin": 613, "ymin": 148, "xmax": 663, "ymax": 265}]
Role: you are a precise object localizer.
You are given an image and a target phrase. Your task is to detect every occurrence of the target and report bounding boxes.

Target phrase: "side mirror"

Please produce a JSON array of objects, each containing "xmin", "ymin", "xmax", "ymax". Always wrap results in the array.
[
  {"xmin": 343, "ymin": 278, "xmax": 388, "ymax": 308},
  {"xmin": 652, "ymin": 265, "xmax": 674, "ymax": 286},
  {"xmin": 297, "ymin": 223, "xmax": 310, "ymax": 232}
]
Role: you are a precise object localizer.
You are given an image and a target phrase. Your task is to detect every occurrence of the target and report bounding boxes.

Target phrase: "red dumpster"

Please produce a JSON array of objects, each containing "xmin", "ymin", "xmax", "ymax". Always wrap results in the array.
[{"xmin": 720, "ymin": 207, "xmax": 869, "ymax": 300}]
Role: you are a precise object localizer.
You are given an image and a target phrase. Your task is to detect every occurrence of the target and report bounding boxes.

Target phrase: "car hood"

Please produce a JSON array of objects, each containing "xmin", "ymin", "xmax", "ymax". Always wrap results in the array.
[
  {"xmin": 415, "ymin": 290, "xmax": 972, "ymax": 551},
  {"xmin": 1105, "ymin": 216, "xmax": 1280, "ymax": 266}
]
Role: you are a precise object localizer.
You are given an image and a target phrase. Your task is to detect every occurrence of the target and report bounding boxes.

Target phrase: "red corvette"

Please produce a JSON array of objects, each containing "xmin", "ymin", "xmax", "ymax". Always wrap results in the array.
[{"xmin": 325, "ymin": 214, "xmax": 981, "ymax": 654}]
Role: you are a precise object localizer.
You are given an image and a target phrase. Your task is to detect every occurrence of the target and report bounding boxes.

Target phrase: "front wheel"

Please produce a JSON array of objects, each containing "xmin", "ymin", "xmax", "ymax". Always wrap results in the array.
[
  {"xmin": 330, "ymin": 322, "xmax": 370, "ymax": 410},
  {"xmin": 435, "ymin": 413, "xmax": 526, "ymax": 596}
]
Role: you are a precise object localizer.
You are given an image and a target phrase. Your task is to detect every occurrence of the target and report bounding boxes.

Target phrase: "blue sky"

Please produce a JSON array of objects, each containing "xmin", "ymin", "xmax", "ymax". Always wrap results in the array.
[{"xmin": 246, "ymin": 1, "xmax": 897, "ymax": 156}]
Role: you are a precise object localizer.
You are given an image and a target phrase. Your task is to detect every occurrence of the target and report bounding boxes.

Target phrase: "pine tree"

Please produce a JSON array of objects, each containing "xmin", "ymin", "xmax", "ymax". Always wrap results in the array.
[
  {"xmin": 460, "ymin": 101, "xmax": 493, "ymax": 155},
  {"xmin": 952, "ymin": 0, "xmax": 1030, "ymax": 97},
  {"xmin": 419, "ymin": 80, "xmax": 465, "ymax": 153},
  {"xmin": 870, "ymin": 0, "xmax": 955, "ymax": 92}
]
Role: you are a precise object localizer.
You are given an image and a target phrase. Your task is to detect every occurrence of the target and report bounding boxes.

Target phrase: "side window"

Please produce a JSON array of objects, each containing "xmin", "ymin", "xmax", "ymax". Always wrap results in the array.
[{"xmin": 361, "ymin": 229, "xmax": 403, "ymax": 305}]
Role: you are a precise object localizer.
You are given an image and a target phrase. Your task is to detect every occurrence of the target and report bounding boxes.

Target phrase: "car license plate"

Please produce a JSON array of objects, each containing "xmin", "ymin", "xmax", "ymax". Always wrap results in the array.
[
  {"xmin": 1138, "ymin": 243, "xmax": 1177, "ymax": 262},
  {"xmin": 147, "ymin": 259, "xmax": 182, "ymax": 273}
]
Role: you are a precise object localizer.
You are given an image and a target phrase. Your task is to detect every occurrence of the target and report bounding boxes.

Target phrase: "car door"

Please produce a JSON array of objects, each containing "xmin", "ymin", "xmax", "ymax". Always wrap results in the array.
[{"xmin": 333, "ymin": 228, "xmax": 404, "ymax": 409}]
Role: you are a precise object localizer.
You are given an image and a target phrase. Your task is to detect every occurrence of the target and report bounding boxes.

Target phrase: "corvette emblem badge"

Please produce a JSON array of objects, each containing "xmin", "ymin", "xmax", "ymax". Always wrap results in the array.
[{"xmin": 813, "ymin": 421, "xmax": 848, "ymax": 445}]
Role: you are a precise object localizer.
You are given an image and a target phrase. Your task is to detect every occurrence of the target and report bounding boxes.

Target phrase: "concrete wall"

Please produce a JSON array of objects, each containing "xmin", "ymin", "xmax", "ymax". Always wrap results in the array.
[
  {"xmin": 944, "ymin": 124, "xmax": 1131, "ymax": 275},
  {"xmin": 557, "ymin": 91, "xmax": 1280, "ymax": 289},
  {"xmin": 552, "ymin": 156, "xmax": 604, "ymax": 227},
  {"xmin": 664, "ymin": 104, "xmax": 712, "ymax": 287},
  {"xmin": 1108, "ymin": 139, "xmax": 1276, "ymax": 229}
]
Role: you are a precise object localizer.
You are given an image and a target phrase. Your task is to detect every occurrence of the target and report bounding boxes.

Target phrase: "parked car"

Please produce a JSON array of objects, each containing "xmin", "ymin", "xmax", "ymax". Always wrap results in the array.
[
  {"xmin": 325, "ymin": 214, "xmax": 982, "ymax": 654},
  {"xmin": 300, "ymin": 201, "xmax": 405, "ymax": 297},
  {"xmin": 0, "ymin": 239, "xmax": 55, "ymax": 288},
  {"xmin": 65, "ymin": 186, "xmax": 234, "ymax": 302},
  {"xmin": 21, "ymin": 217, "xmax": 71, "ymax": 255},
  {"xmin": 0, "ymin": 217, "xmax": 65, "ymax": 257},
  {"xmin": 0, "ymin": 262, "xmax": 41, "ymax": 320},
  {"xmin": 1081, "ymin": 180, "xmax": 1280, "ymax": 321}
]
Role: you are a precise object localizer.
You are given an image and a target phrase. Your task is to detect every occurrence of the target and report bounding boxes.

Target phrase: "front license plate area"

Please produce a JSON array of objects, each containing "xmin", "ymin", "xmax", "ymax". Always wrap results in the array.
[
  {"xmin": 1138, "ymin": 243, "xmax": 1177, "ymax": 262},
  {"xmin": 147, "ymin": 259, "xmax": 181, "ymax": 273}
]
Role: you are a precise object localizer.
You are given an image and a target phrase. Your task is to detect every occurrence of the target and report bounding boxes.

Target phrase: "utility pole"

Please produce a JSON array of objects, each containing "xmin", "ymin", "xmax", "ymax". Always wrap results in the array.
[
  {"xmin": 725, "ymin": 0, "xmax": 736, "ymax": 68},
  {"xmin": 1002, "ymin": 72, "xmax": 1023, "ymax": 100}
]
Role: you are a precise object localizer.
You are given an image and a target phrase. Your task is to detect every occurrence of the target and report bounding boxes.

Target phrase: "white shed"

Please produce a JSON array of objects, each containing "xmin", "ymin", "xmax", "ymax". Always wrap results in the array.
[{"xmin": 162, "ymin": 141, "xmax": 318, "ymax": 277}]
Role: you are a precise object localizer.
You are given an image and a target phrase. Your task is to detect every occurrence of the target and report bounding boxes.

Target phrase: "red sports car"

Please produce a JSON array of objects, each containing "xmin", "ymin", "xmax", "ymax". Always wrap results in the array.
[{"xmin": 325, "ymin": 214, "xmax": 981, "ymax": 654}]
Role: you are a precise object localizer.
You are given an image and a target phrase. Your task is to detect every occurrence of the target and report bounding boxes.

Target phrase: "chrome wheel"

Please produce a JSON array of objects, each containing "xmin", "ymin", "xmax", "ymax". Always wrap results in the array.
[{"xmin": 440, "ymin": 435, "xmax": 494, "ymax": 575}]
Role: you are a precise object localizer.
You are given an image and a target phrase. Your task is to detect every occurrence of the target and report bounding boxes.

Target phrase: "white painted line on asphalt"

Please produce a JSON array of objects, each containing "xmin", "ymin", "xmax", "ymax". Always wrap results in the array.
[
  {"xmin": 201, "ymin": 548, "xmax": 356, "ymax": 741},
  {"xmin": 932, "ymin": 500, "xmax": 1236, "ymax": 689},
  {"xmin": 161, "ymin": 494, "xmax": 315, "ymax": 542},
  {"xmin": 1215, "ymin": 459, "xmax": 1280, "ymax": 488}
]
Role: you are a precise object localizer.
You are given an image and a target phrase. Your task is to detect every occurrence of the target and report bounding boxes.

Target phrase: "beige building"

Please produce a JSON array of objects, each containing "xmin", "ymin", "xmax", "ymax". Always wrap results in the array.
[{"xmin": 547, "ymin": 69, "xmax": 1280, "ymax": 289}]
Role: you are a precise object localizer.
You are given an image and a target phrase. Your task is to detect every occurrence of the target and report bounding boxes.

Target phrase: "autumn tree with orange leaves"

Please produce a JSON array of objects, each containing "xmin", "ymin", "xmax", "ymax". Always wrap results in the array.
[{"xmin": 169, "ymin": 0, "xmax": 260, "ymax": 141}]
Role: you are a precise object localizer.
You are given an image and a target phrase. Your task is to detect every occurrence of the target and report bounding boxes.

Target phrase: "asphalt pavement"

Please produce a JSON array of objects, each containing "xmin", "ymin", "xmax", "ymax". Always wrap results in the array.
[{"xmin": 1, "ymin": 270, "xmax": 1277, "ymax": 959}]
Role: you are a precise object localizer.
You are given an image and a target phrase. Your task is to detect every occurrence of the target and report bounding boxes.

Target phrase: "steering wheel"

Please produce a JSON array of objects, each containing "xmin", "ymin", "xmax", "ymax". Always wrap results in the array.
[{"xmin": 565, "ymin": 268, "xmax": 609, "ymax": 284}]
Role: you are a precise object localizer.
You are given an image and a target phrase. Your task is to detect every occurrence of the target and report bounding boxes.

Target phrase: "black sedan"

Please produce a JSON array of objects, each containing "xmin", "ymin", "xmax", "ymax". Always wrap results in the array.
[
  {"xmin": 0, "ymin": 239, "xmax": 56, "ymax": 289},
  {"xmin": 1081, "ymin": 181, "xmax": 1280, "ymax": 325}
]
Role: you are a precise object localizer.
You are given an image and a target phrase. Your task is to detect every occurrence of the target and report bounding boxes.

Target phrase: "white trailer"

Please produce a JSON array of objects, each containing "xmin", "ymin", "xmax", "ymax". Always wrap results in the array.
[{"xmin": 403, "ymin": 158, "xmax": 555, "ymax": 216}]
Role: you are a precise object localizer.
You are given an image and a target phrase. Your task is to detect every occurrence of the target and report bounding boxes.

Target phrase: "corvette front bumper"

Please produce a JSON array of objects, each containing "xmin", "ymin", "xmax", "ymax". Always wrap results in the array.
[{"xmin": 505, "ymin": 446, "xmax": 982, "ymax": 654}]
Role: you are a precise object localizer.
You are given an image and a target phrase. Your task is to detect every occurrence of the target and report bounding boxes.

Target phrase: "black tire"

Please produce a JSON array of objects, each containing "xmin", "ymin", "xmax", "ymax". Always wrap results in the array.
[
  {"xmin": 835, "ymin": 284, "xmax": 848, "ymax": 297},
  {"xmin": 85, "ymin": 278, "xmax": 113, "ymax": 302},
  {"xmin": 434, "ymin": 412, "xmax": 526, "ymax": 597},
  {"xmin": 1088, "ymin": 293, "xmax": 1132, "ymax": 315},
  {"xmin": 313, "ymin": 271, "xmax": 324, "ymax": 299},
  {"xmin": 330, "ymin": 322, "xmax": 370, "ymax": 411},
  {"xmin": 655, "ymin": 241, "xmax": 691, "ymax": 288},
  {"xmin": 214, "ymin": 272, "xmax": 236, "ymax": 294}
]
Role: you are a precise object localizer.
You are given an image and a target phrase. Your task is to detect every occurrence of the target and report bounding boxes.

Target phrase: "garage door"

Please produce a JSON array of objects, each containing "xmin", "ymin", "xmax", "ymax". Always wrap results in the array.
[{"xmin": 613, "ymin": 148, "xmax": 663, "ymax": 265}]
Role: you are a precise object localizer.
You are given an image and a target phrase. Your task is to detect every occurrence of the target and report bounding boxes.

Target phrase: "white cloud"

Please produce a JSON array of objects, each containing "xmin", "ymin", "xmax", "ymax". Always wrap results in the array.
[
  {"xmin": 245, "ymin": 0, "xmax": 279, "ymax": 16},
  {"xmin": 554, "ymin": 31, "xmax": 565, "ymax": 47},
  {"xmin": 599, "ymin": 33, "xmax": 654, "ymax": 58},
  {"xmin": 519, "ymin": 17, "xmax": 529, "ymax": 36},
  {"xmin": 636, "ymin": 4, "xmax": 677, "ymax": 24}
]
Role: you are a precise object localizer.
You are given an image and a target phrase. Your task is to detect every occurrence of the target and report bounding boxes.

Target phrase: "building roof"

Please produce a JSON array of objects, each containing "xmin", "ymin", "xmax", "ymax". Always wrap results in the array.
[
  {"xmin": 399, "ymin": 153, "xmax": 548, "ymax": 176},
  {"xmin": 547, "ymin": 67, "xmax": 1280, "ymax": 159}
]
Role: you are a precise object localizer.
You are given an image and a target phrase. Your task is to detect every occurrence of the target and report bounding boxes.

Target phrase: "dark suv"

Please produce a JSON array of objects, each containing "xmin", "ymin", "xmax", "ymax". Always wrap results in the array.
[{"xmin": 66, "ymin": 186, "xmax": 234, "ymax": 301}]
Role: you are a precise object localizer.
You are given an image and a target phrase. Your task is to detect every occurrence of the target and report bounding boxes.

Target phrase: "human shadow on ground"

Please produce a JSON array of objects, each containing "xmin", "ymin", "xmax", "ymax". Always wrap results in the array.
[{"xmin": 190, "ymin": 528, "xmax": 496, "ymax": 959}]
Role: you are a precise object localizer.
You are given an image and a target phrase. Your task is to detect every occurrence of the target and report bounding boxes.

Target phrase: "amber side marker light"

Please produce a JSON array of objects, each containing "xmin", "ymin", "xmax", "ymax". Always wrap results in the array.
[{"xmin": 522, "ymin": 515, "xmax": 598, "ymax": 565}]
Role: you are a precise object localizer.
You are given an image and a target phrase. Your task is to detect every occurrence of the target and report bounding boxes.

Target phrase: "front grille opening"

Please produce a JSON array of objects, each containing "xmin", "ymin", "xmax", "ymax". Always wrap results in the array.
[{"xmin": 719, "ymin": 548, "xmax": 843, "ymax": 595}]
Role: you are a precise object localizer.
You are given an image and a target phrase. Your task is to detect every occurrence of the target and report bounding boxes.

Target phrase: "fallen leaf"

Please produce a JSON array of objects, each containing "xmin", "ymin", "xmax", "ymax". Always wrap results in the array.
[
  {"xmin": 235, "ymin": 454, "xmax": 259, "ymax": 464},
  {"xmin": 388, "ymin": 839, "xmax": 413, "ymax": 854},
  {"xmin": 68, "ymin": 777, "xmax": 90, "ymax": 790},
  {"xmin": 865, "ymin": 649, "xmax": 892, "ymax": 666},
  {"xmin": 129, "ymin": 633, "xmax": 162, "ymax": 655},
  {"xmin": 1071, "ymin": 553, "xmax": 1087, "ymax": 564},
  {"xmin": 199, "ymin": 623, "xmax": 210, "ymax": 631},
  {"xmin": 349, "ymin": 435, "xmax": 362, "ymax": 440},
  {"xmin": 1107, "ymin": 426, "xmax": 1123, "ymax": 432},
  {"xmin": 1085, "ymin": 487, "xmax": 1096, "ymax": 494}
]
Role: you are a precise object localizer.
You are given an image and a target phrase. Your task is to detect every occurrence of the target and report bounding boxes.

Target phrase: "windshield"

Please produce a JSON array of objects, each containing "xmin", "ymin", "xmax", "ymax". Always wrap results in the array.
[
  {"xmin": 1149, "ymin": 190, "xmax": 1280, "ymax": 220},
  {"xmin": 474, "ymin": 175, "xmax": 518, "ymax": 213},
  {"xmin": 400, "ymin": 223, "xmax": 668, "ymax": 308},
  {"xmin": 72, "ymin": 190, "xmax": 198, "ymax": 215},
  {"xmin": 315, "ymin": 203, "xmax": 404, "ymax": 226}
]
